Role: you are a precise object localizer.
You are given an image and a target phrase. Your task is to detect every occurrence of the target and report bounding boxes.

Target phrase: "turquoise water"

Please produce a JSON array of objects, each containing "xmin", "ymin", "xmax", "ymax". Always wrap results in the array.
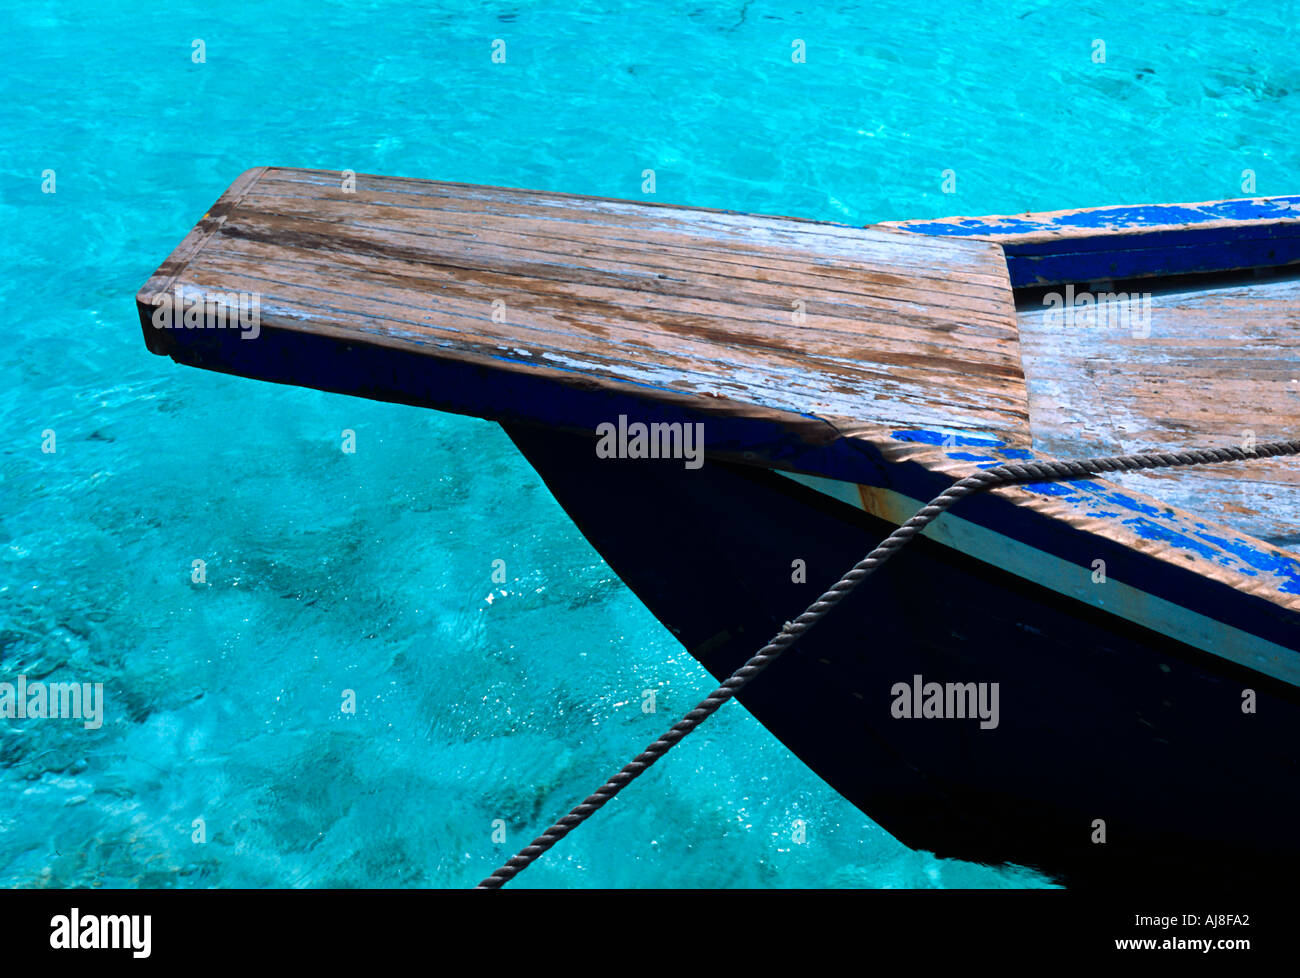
[{"xmin": 2, "ymin": 0, "xmax": 1295, "ymax": 887}]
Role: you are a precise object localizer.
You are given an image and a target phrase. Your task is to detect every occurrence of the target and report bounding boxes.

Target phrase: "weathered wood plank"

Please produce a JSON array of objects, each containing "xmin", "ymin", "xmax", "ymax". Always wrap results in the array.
[
  {"xmin": 1016, "ymin": 274, "xmax": 1300, "ymax": 550},
  {"xmin": 139, "ymin": 167, "xmax": 1029, "ymax": 444}
]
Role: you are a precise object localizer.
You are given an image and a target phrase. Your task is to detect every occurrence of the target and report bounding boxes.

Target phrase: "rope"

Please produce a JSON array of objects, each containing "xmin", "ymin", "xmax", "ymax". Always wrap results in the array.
[{"xmin": 476, "ymin": 439, "xmax": 1300, "ymax": 888}]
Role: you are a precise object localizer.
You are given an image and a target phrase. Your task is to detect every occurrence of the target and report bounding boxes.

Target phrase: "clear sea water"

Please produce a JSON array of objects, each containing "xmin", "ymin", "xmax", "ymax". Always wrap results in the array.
[{"xmin": 1, "ymin": 0, "xmax": 1295, "ymax": 888}]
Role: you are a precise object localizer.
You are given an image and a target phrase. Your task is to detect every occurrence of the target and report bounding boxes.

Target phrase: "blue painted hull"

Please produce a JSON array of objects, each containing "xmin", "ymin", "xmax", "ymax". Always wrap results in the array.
[{"xmin": 505, "ymin": 423, "xmax": 1300, "ymax": 885}]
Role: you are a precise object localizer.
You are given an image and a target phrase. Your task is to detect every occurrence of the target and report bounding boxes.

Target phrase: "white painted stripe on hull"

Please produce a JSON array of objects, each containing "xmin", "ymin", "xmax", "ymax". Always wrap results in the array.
[{"xmin": 777, "ymin": 470, "xmax": 1300, "ymax": 689}]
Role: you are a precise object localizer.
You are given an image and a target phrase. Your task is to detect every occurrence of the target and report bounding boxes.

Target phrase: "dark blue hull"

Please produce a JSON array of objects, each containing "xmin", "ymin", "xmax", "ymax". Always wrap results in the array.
[{"xmin": 505, "ymin": 423, "xmax": 1300, "ymax": 886}]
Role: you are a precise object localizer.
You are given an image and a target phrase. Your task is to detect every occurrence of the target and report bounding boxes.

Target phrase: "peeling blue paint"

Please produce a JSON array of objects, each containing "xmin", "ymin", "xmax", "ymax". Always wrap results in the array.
[
  {"xmin": 1121, "ymin": 517, "xmax": 1227, "ymax": 564},
  {"xmin": 1020, "ymin": 482, "xmax": 1077, "ymax": 496},
  {"xmin": 1090, "ymin": 490, "xmax": 1165, "ymax": 519},
  {"xmin": 892, "ymin": 196, "xmax": 1300, "ymax": 287},
  {"xmin": 881, "ymin": 428, "xmax": 1300, "ymax": 597},
  {"xmin": 895, "ymin": 196, "xmax": 1300, "ymax": 238},
  {"xmin": 1193, "ymin": 529, "xmax": 1300, "ymax": 594},
  {"xmin": 890, "ymin": 429, "xmax": 1006, "ymax": 448}
]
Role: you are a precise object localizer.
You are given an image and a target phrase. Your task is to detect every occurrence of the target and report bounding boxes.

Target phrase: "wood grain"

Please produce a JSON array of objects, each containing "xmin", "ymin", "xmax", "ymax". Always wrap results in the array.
[
  {"xmin": 140, "ymin": 166, "xmax": 1028, "ymax": 441},
  {"xmin": 1017, "ymin": 274, "xmax": 1300, "ymax": 549}
]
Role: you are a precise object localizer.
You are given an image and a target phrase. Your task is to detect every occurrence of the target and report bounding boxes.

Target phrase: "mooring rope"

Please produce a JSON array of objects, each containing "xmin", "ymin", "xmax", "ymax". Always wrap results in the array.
[{"xmin": 476, "ymin": 439, "xmax": 1300, "ymax": 888}]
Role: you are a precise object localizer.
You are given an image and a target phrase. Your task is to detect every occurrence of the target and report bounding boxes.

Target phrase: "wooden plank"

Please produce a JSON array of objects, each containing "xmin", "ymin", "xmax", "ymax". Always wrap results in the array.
[
  {"xmin": 139, "ymin": 167, "xmax": 1029, "ymax": 447},
  {"xmin": 1015, "ymin": 274, "xmax": 1300, "ymax": 551},
  {"xmin": 885, "ymin": 195, "xmax": 1300, "ymax": 286}
]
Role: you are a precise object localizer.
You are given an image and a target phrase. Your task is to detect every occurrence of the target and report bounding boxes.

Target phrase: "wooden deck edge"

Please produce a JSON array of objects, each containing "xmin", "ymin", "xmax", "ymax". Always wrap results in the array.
[
  {"xmin": 136, "ymin": 166, "xmax": 269, "ymax": 349},
  {"xmin": 869, "ymin": 433, "xmax": 1300, "ymax": 623},
  {"xmin": 263, "ymin": 165, "xmax": 990, "ymax": 240}
]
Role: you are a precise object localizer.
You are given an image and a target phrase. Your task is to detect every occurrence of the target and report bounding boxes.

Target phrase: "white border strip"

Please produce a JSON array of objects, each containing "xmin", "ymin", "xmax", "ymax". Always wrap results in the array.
[{"xmin": 778, "ymin": 470, "xmax": 1300, "ymax": 689}]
